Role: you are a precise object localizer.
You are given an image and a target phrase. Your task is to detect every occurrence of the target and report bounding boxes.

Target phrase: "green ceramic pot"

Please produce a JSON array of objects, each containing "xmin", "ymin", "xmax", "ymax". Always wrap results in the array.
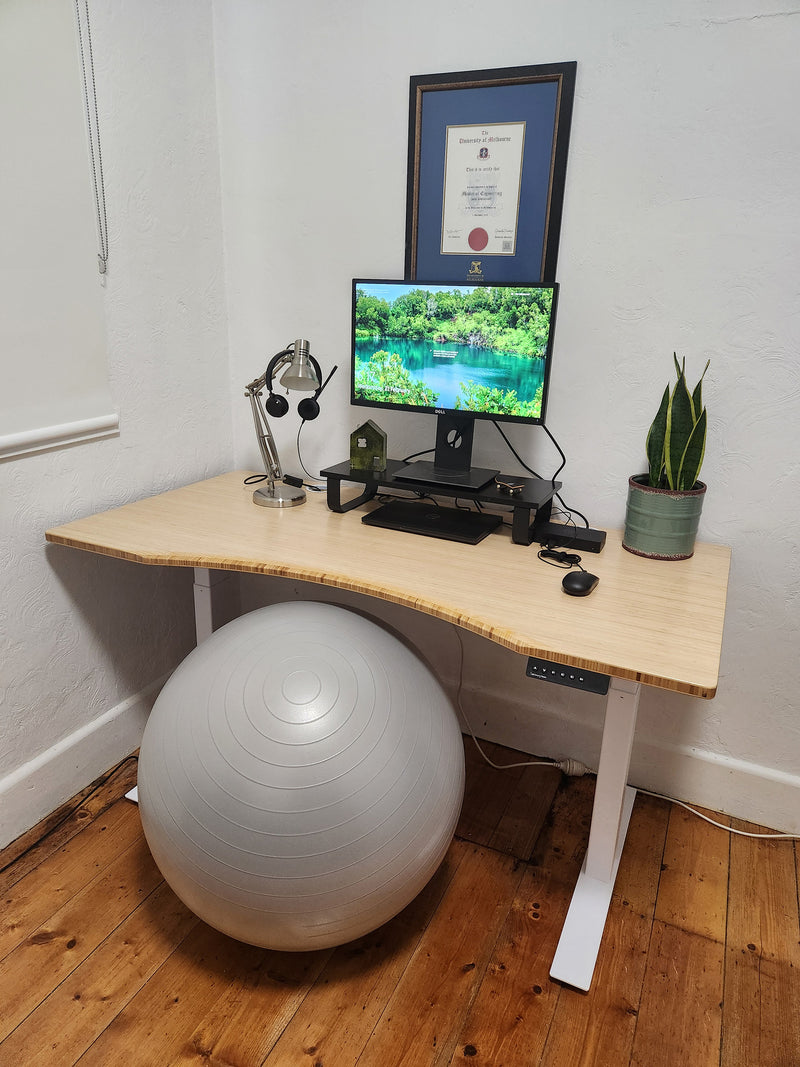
[{"xmin": 622, "ymin": 475, "xmax": 707, "ymax": 560}]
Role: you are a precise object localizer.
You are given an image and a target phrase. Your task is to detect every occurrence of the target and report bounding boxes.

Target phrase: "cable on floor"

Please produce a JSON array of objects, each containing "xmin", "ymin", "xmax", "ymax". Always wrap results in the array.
[
  {"xmin": 449, "ymin": 626, "xmax": 800, "ymax": 840},
  {"xmin": 636, "ymin": 789, "xmax": 800, "ymax": 841},
  {"xmin": 450, "ymin": 625, "xmax": 586, "ymax": 776}
]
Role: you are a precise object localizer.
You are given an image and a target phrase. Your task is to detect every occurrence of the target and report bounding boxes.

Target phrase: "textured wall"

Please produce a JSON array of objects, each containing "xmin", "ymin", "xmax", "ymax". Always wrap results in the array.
[
  {"xmin": 0, "ymin": 1, "xmax": 230, "ymax": 825},
  {"xmin": 3, "ymin": 1, "xmax": 797, "ymax": 844},
  {"xmin": 216, "ymin": 1, "xmax": 800, "ymax": 827}
]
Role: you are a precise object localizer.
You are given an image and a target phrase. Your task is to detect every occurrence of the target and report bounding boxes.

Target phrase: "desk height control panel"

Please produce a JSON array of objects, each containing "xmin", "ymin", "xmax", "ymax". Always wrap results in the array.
[{"xmin": 320, "ymin": 459, "xmax": 561, "ymax": 547}]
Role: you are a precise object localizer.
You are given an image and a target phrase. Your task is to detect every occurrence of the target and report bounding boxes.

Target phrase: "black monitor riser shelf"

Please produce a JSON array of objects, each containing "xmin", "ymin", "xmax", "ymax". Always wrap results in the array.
[{"xmin": 320, "ymin": 458, "xmax": 605, "ymax": 552}]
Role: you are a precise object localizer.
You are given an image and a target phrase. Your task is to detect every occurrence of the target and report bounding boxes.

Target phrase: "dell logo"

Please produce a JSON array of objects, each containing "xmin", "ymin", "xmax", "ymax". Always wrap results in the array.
[{"xmin": 434, "ymin": 408, "xmax": 445, "ymax": 414}]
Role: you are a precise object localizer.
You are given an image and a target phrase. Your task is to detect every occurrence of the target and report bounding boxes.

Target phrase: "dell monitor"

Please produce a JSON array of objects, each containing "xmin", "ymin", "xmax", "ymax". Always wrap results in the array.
[{"xmin": 351, "ymin": 278, "xmax": 559, "ymax": 489}]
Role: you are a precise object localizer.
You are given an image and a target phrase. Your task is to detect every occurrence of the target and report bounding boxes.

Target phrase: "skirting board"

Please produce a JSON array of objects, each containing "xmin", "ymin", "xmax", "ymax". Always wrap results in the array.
[
  {"xmin": 236, "ymin": 575, "xmax": 799, "ymax": 836},
  {"xmin": 0, "ymin": 675, "xmax": 167, "ymax": 852},
  {"xmin": 458, "ymin": 686, "xmax": 800, "ymax": 836}
]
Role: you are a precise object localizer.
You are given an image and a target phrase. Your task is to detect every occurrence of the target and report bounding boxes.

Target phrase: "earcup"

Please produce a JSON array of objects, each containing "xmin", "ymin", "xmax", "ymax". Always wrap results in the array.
[
  {"xmin": 265, "ymin": 392, "xmax": 289, "ymax": 417},
  {"xmin": 297, "ymin": 396, "xmax": 320, "ymax": 421}
]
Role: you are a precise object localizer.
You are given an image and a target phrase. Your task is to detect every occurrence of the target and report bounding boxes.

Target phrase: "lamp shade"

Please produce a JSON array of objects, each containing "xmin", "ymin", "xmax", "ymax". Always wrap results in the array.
[{"xmin": 280, "ymin": 339, "xmax": 319, "ymax": 391}]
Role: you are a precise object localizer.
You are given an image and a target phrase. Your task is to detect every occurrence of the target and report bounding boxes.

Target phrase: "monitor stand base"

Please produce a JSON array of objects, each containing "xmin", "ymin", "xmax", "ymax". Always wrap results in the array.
[{"xmin": 393, "ymin": 460, "xmax": 498, "ymax": 492}]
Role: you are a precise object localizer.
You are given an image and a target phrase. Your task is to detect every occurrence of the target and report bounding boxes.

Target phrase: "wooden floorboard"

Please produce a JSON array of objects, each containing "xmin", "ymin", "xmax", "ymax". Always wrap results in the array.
[
  {"xmin": 0, "ymin": 756, "xmax": 139, "ymax": 887},
  {"xmin": 626, "ymin": 803, "xmax": 730, "ymax": 1067},
  {"xmin": 538, "ymin": 791, "xmax": 669, "ymax": 1067},
  {"xmin": 0, "ymin": 743, "xmax": 798, "ymax": 1066},
  {"xmin": 721, "ymin": 818, "xmax": 800, "ymax": 1067}
]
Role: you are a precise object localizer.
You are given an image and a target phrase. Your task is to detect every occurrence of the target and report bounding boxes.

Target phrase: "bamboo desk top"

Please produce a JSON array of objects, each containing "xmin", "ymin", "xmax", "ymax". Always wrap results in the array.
[{"xmin": 46, "ymin": 471, "xmax": 731, "ymax": 698}]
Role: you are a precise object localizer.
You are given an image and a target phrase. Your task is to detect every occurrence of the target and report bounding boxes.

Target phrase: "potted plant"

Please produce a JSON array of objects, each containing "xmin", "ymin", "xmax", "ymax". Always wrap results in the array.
[{"xmin": 622, "ymin": 354, "xmax": 710, "ymax": 560}]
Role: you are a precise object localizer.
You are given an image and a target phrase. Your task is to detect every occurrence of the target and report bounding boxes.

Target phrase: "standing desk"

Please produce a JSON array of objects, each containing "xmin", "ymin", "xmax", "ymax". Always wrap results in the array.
[{"xmin": 46, "ymin": 471, "xmax": 731, "ymax": 991}]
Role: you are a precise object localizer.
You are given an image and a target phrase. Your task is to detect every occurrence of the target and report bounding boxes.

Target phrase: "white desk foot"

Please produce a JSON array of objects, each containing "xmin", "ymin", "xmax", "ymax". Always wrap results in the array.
[
  {"xmin": 549, "ymin": 676, "xmax": 641, "ymax": 991},
  {"xmin": 125, "ymin": 786, "xmax": 139, "ymax": 804},
  {"xmin": 549, "ymin": 785, "xmax": 636, "ymax": 990}
]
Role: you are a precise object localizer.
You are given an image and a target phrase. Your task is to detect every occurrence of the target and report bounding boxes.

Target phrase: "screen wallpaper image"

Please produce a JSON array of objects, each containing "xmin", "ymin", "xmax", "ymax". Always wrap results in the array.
[{"xmin": 353, "ymin": 282, "xmax": 555, "ymax": 420}]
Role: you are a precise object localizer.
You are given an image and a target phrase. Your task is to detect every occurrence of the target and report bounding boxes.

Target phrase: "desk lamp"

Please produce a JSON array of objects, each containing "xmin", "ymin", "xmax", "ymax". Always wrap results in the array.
[{"xmin": 244, "ymin": 338, "xmax": 322, "ymax": 508}]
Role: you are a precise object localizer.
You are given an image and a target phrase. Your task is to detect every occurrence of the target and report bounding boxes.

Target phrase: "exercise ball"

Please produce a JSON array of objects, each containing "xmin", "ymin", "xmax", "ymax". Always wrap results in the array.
[{"xmin": 137, "ymin": 601, "xmax": 465, "ymax": 951}]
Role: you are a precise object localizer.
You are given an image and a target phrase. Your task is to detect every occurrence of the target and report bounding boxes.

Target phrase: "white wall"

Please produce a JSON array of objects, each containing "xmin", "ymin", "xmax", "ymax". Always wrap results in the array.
[
  {"xmin": 215, "ymin": 0, "xmax": 800, "ymax": 831},
  {"xmin": 3, "ymin": 0, "xmax": 797, "ymax": 850},
  {"xmin": 0, "ymin": 1, "xmax": 231, "ymax": 847}
]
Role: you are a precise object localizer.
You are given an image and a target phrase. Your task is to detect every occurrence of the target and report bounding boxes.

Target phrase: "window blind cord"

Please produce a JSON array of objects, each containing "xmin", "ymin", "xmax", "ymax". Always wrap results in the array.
[{"xmin": 75, "ymin": 0, "xmax": 108, "ymax": 274}]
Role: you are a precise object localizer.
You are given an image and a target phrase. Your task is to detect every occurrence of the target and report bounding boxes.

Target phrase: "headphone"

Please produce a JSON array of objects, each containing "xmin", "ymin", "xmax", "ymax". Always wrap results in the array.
[
  {"xmin": 298, "ymin": 364, "xmax": 338, "ymax": 421},
  {"xmin": 263, "ymin": 348, "xmax": 338, "ymax": 421}
]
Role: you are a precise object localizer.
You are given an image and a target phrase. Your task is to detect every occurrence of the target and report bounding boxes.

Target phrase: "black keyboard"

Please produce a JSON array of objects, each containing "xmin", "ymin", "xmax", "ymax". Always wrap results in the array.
[{"xmin": 361, "ymin": 500, "xmax": 502, "ymax": 545}]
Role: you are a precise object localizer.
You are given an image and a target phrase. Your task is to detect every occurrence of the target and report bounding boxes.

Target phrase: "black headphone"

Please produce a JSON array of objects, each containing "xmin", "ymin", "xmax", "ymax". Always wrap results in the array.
[
  {"xmin": 263, "ymin": 348, "xmax": 320, "ymax": 419},
  {"xmin": 263, "ymin": 344, "xmax": 338, "ymax": 421},
  {"xmin": 298, "ymin": 364, "xmax": 338, "ymax": 422}
]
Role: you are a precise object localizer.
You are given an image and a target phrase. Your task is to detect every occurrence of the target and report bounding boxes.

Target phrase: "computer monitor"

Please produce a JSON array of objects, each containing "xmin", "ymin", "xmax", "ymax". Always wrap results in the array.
[{"xmin": 351, "ymin": 278, "xmax": 559, "ymax": 489}]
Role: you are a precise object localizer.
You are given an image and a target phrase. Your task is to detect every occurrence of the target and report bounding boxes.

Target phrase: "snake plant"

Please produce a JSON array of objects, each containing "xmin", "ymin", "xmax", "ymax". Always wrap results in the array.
[{"xmin": 645, "ymin": 354, "xmax": 709, "ymax": 491}]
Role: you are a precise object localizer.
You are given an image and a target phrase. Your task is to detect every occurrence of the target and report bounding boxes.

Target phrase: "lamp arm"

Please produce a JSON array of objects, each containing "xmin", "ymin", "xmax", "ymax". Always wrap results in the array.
[{"xmin": 245, "ymin": 357, "xmax": 292, "ymax": 484}]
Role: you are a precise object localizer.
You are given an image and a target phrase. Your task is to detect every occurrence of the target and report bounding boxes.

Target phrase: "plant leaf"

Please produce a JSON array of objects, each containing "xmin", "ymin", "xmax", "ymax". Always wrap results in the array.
[
  {"xmin": 677, "ymin": 406, "xmax": 707, "ymax": 489},
  {"xmin": 665, "ymin": 368, "xmax": 695, "ymax": 490},
  {"xmin": 691, "ymin": 359, "xmax": 710, "ymax": 419},
  {"xmin": 645, "ymin": 385, "xmax": 669, "ymax": 486}
]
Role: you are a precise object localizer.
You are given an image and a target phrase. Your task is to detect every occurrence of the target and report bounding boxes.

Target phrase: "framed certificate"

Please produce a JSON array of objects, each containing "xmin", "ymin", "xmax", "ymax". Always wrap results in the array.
[{"xmin": 405, "ymin": 63, "xmax": 576, "ymax": 284}]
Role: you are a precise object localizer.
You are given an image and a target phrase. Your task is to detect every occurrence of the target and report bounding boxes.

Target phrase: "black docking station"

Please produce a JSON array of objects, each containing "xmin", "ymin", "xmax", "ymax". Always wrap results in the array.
[{"xmin": 534, "ymin": 522, "xmax": 607, "ymax": 553}]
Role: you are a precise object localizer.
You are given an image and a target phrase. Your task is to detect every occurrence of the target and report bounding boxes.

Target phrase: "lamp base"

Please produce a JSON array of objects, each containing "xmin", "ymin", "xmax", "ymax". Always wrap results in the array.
[{"xmin": 252, "ymin": 482, "xmax": 306, "ymax": 508}]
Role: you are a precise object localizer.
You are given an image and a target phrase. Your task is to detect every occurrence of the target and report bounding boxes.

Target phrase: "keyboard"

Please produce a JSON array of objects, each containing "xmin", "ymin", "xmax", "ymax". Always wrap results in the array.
[{"xmin": 361, "ymin": 500, "xmax": 502, "ymax": 545}]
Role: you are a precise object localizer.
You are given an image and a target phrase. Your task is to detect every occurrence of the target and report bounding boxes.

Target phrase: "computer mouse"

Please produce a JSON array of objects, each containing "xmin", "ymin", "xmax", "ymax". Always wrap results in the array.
[{"xmin": 562, "ymin": 570, "xmax": 599, "ymax": 596}]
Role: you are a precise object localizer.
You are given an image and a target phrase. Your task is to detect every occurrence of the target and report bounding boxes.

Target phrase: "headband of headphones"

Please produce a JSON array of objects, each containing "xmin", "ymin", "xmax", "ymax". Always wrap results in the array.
[{"xmin": 264, "ymin": 347, "xmax": 324, "ymax": 419}]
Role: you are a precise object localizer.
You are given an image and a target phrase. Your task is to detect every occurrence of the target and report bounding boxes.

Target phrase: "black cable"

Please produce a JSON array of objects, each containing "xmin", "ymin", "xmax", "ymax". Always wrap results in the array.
[
  {"xmin": 491, "ymin": 420, "xmax": 590, "ymax": 529},
  {"xmin": 402, "ymin": 447, "xmax": 435, "ymax": 463},
  {"xmin": 414, "ymin": 490, "xmax": 439, "ymax": 506},
  {"xmin": 295, "ymin": 422, "xmax": 324, "ymax": 489},
  {"xmin": 492, "ymin": 421, "xmax": 543, "ymax": 479},
  {"xmin": 537, "ymin": 548, "xmax": 585, "ymax": 571},
  {"xmin": 560, "ymin": 502, "xmax": 590, "ymax": 527},
  {"xmin": 541, "ymin": 422, "xmax": 567, "ymax": 489},
  {"xmin": 541, "ymin": 423, "xmax": 591, "ymax": 527}
]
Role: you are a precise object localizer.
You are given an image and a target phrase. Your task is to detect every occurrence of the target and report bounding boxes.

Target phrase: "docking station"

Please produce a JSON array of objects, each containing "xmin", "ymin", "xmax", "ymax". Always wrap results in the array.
[{"xmin": 533, "ymin": 522, "xmax": 607, "ymax": 553}]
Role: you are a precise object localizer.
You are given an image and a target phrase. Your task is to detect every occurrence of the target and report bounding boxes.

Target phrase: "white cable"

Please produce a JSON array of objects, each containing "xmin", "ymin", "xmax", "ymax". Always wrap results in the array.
[
  {"xmin": 637, "ymin": 789, "xmax": 800, "ymax": 840},
  {"xmin": 450, "ymin": 625, "xmax": 589, "ymax": 775},
  {"xmin": 451, "ymin": 625, "xmax": 798, "ymax": 838},
  {"xmin": 466, "ymin": 726, "xmax": 576, "ymax": 773}
]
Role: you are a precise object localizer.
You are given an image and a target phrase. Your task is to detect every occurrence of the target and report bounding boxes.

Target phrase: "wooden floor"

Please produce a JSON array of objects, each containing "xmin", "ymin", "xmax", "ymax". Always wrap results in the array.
[{"xmin": 1, "ymin": 741, "xmax": 798, "ymax": 1067}]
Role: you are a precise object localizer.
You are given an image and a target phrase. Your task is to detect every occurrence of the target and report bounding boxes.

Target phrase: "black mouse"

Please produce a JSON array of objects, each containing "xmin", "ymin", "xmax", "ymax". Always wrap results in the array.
[{"xmin": 562, "ymin": 570, "xmax": 599, "ymax": 596}]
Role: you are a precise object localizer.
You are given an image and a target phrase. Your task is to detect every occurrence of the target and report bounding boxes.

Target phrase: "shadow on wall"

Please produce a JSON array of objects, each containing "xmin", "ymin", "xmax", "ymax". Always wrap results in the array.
[
  {"xmin": 44, "ymin": 543, "xmax": 198, "ymax": 697},
  {"xmin": 233, "ymin": 572, "xmax": 593, "ymax": 755}
]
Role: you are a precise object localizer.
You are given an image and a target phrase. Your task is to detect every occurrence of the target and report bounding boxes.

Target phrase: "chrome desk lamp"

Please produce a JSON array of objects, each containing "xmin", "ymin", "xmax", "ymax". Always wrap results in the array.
[{"xmin": 244, "ymin": 338, "xmax": 327, "ymax": 508}]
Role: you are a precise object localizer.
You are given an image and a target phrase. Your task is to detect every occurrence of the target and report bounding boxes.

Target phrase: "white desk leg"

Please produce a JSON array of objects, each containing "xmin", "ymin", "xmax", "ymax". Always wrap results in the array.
[
  {"xmin": 127, "ymin": 568, "xmax": 231, "ymax": 807},
  {"xmin": 193, "ymin": 567, "xmax": 216, "ymax": 644},
  {"xmin": 128, "ymin": 571, "xmax": 224, "ymax": 802},
  {"xmin": 549, "ymin": 676, "xmax": 641, "ymax": 991},
  {"xmin": 193, "ymin": 567, "xmax": 237, "ymax": 645}
]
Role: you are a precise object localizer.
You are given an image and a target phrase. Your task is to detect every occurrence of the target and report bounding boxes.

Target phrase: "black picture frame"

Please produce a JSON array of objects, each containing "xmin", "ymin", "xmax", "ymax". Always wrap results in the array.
[{"xmin": 404, "ymin": 62, "xmax": 576, "ymax": 284}]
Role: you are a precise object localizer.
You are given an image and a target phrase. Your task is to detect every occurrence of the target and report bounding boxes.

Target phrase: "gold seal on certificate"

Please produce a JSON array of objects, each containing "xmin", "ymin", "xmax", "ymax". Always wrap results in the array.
[{"xmin": 440, "ymin": 121, "xmax": 526, "ymax": 256}]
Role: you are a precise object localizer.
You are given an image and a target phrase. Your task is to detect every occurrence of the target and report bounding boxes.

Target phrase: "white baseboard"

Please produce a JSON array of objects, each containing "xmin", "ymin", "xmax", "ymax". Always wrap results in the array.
[
  {"xmin": 233, "ymin": 578, "xmax": 799, "ymax": 835},
  {"xmin": 0, "ymin": 676, "xmax": 166, "ymax": 852},
  {"xmin": 457, "ymin": 684, "xmax": 800, "ymax": 836},
  {"xmin": 629, "ymin": 739, "xmax": 800, "ymax": 836},
  {"xmin": 7, "ymin": 666, "xmax": 794, "ymax": 855}
]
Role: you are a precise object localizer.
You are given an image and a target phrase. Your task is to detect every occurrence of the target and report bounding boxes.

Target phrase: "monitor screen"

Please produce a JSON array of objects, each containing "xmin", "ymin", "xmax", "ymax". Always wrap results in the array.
[{"xmin": 351, "ymin": 279, "xmax": 558, "ymax": 426}]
